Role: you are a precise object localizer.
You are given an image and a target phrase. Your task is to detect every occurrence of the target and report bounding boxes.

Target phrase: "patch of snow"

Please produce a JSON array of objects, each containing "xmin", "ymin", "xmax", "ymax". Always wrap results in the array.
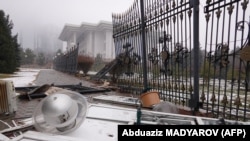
[
  {"xmin": 87, "ymin": 71, "xmax": 97, "ymax": 75},
  {"xmin": 0, "ymin": 68, "xmax": 40, "ymax": 87}
]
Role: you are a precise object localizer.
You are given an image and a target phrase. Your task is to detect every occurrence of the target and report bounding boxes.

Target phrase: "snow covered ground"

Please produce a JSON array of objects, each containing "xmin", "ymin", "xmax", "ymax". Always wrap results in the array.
[{"xmin": 0, "ymin": 68, "xmax": 40, "ymax": 87}]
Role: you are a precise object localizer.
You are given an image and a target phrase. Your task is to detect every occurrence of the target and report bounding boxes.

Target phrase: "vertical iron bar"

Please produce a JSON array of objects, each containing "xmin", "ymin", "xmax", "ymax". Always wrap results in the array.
[
  {"xmin": 229, "ymin": 1, "xmax": 240, "ymax": 120},
  {"xmin": 170, "ymin": 4, "xmax": 174, "ymax": 103},
  {"xmin": 236, "ymin": 2, "xmax": 247, "ymax": 121},
  {"xmin": 213, "ymin": 2, "xmax": 220, "ymax": 118},
  {"xmin": 180, "ymin": 1, "xmax": 184, "ymax": 106},
  {"xmin": 188, "ymin": 6, "xmax": 192, "ymax": 108},
  {"xmin": 140, "ymin": 0, "xmax": 148, "ymax": 91},
  {"xmin": 203, "ymin": 11, "xmax": 210, "ymax": 116},
  {"xmin": 219, "ymin": 0, "xmax": 232, "ymax": 118},
  {"xmin": 75, "ymin": 44, "xmax": 79, "ymax": 73},
  {"xmin": 184, "ymin": 1, "xmax": 189, "ymax": 107},
  {"xmin": 245, "ymin": 61, "xmax": 250, "ymax": 121},
  {"xmin": 147, "ymin": 0, "xmax": 152, "ymax": 90},
  {"xmin": 207, "ymin": 0, "xmax": 215, "ymax": 118},
  {"xmin": 191, "ymin": 0, "xmax": 200, "ymax": 112}
]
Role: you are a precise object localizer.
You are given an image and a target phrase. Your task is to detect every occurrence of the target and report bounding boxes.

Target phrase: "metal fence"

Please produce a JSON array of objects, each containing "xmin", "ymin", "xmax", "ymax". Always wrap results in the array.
[
  {"xmin": 111, "ymin": 0, "xmax": 250, "ymax": 121},
  {"xmin": 53, "ymin": 45, "xmax": 79, "ymax": 74}
]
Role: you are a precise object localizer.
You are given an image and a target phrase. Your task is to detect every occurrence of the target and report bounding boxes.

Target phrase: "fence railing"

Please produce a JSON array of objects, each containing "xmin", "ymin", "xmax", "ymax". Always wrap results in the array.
[
  {"xmin": 111, "ymin": 0, "xmax": 250, "ymax": 121},
  {"xmin": 52, "ymin": 45, "xmax": 79, "ymax": 74}
]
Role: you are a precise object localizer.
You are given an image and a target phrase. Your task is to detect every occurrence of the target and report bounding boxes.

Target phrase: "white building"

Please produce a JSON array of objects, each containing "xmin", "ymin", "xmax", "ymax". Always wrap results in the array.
[{"xmin": 59, "ymin": 21, "xmax": 115, "ymax": 61}]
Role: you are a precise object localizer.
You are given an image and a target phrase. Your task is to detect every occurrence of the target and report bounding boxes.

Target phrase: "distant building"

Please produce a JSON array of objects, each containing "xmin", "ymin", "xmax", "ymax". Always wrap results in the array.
[{"xmin": 59, "ymin": 21, "xmax": 115, "ymax": 61}]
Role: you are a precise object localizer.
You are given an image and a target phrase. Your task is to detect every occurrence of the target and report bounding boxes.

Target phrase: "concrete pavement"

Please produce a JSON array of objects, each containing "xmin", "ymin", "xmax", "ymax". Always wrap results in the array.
[{"xmin": 33, "ymin": 69, "xmax": 95, "ymax": 87}]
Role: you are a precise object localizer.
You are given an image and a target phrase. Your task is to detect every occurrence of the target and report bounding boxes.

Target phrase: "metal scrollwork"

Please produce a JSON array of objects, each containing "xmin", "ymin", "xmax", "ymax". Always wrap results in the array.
[
  {"xmin": 237, "ymin": 20, "xmax": 250, "ymax": 94},
  {"xmin": 237, "ymin": 20, "xmax": 250, "ymax": 61},
  {"xmin": 157, "ymin": 31, "xmax": 190, "ymax": 76},
  {"xmin": 160, "ymin": 50, "xmax": 170, "ymax": 63},
  {"xmin": 159, "ymin": 33, "xmax": 172, "ymax": 43},
  {"xmin": 159, "ymin": 31, "xmax": 171, "ymax": 75},
  {"xmin": 207, "ymin": 43, "xmax": 229, "ymax": 68},
  {"xmin": 116, "ymin": 42, "xmax": 141, "ymax": 75},
  {"xmin": 173, "ymin": 43, "xmax": 184, "ymax": 63},
  {"xmin": 240, "ymin": 45, "xmax": 250, "ymax": 61},
  {"xmin": 148, "ymin": 48, "xmax": 159, "ymax": 65},
  {"xmin": 218, "ymin": 43, "xmax": 230, "ymax": 67},
  {"xmin": 132, "ymin": 53, "xmax": 141, "ymax": 65}
]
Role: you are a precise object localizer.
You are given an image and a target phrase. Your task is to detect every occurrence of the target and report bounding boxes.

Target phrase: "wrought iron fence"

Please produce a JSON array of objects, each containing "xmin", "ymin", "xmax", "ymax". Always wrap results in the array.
[
  {"xmin": 53, "ymin": 45, "xmax": 79, "ymax": 74},
  {"xmin": 111, "ymin": 0, "xmax": 250, "ymax": 121}
]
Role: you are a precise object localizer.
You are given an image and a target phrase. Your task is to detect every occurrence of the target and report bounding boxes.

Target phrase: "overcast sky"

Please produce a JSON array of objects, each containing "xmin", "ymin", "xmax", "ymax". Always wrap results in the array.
[
  {"xmin": 0, "ymin": 0, "xmax": 134, "ymax": 48},
  {"xmin": 0, "ymin": 0, "xmax": 249, "ymax": 51}
]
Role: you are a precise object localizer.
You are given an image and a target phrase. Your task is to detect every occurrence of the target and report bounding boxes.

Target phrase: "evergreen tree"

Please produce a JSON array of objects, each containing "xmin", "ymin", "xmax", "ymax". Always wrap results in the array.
[
  {"xmin": 20, "ymin": 48, "xmax": 36, "ymax": 65},
  {"xmin": 0, "ymin": 10, "xmax": 20, "ymax": 73},
  {"xmin": 37, "ymin": 52, "xmax": 45, "ymax": 66}
]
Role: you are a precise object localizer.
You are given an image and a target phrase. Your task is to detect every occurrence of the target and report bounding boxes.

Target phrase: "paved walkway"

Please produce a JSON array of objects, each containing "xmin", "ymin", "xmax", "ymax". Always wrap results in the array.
[{"xmin": 33, "ymin": 69, "xmax": 95, "ymax": 87}]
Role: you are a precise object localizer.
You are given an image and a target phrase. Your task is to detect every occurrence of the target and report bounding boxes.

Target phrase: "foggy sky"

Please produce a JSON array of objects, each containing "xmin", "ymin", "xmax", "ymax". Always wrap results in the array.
[
  {"xmin": 0, "ymin": 0, "xmax": 250, "ymax": 52},
  {"xmin": 0, "ymin": 0, "xmax": 134, "ymax": 49}
]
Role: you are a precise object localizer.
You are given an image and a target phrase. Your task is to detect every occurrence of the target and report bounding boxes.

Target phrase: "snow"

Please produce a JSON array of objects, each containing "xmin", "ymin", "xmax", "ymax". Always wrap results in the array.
[{"xmin": 0, "ymin": 68, "xmax": 40, "ymax": 87}]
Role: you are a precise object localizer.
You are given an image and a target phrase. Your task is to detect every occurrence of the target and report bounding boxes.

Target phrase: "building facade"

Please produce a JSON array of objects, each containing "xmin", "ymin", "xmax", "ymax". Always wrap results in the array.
[{"xmin": 59, "ymin": 21, "xmax": 115, "ymax": 61}]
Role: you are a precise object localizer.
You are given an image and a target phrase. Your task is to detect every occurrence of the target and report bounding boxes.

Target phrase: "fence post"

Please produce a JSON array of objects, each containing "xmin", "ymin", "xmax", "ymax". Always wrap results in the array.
[
  {"xmin": 75, "ymin": 43, "xmax": 79, "ymax": 73},
  {"xmin": 140, "ymin": 0, "xmax": 148, "ymax": 91},
  {"xmin": 190, "ymin": 0, "xmax": 200, "ymax": 114}
]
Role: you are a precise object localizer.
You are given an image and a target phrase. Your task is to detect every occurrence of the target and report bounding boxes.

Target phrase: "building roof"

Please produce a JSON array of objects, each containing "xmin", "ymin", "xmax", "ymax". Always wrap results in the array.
[
  {"xmin": 58, "ymin": 24, "xmax": 80, "ymax": 41},
  {"xmin": 59, "ymin": 21, "xmax": 113, "ymax": 41}
]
